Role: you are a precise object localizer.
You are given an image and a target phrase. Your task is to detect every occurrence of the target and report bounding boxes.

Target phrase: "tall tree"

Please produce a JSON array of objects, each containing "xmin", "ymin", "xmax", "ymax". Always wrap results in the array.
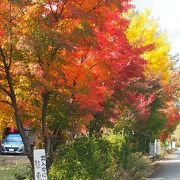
[{"xmin": 0, "ymin": 0, "xmax": 137, "ymax": 171}]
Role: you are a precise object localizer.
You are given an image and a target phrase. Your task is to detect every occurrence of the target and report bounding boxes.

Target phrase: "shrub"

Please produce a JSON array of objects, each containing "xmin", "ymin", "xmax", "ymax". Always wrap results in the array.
[
  {"xmin": 49, "ymin": 129, "xmax": 152, "ymax": 180},
  {"xmin": 102, "ymin": 128, "xmax": 152, "ymax": 179},
  {"xmin": 49, "ymin": 136, "xmax": 115, "ymax": 180},
  {"xmin": 126, "ymin": 152, "xmax": 152, "ymax": 179},
  {"xmin": 102, "ymin": 128, "xmax": 130, "ymax": 169}
]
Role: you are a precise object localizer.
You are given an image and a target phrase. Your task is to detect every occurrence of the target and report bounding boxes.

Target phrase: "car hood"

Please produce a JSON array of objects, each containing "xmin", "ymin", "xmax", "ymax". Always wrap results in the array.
[{"xmin": 3, "ymin": 141, "xmax": 24, "ymax": 146}]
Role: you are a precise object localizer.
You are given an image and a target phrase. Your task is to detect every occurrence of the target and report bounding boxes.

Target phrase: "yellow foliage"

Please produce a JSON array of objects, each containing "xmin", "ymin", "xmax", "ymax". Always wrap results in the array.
[
  {"xmin": 0, "ymin": 103, "xmax": 15, "ymax": 136},
  {"xmin": 126, "ymin": 9, "xmax": 172, "ymax": 83}
]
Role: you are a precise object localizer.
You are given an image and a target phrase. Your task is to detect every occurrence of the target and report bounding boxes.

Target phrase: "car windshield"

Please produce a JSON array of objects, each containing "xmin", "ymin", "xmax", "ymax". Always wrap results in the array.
[{"xmin": 6, "ymin": 135, "xmax": 22, "ymax": 142}]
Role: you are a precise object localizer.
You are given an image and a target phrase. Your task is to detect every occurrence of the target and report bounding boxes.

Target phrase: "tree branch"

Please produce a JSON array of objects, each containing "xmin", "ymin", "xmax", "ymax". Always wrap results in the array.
[
  {"xmin": 0, "ymin": 47, "xmax": 26, "ymax": 151},
  {"xmin": 0, "ymin": 86, "xmax": 11, "ymax": 97},
  {"xmin": 0, "ymin": 47, "xmax": 8, "ymax": 70},
  {"xmin": 42, "ymin": 90, "xmax": 50, "ymax": 134},
  {"xmin": 88, "ymin": 62, "xmax": 98, "ymax": 70},
  {"xmin": 41, "ymin": 89, "xmax": 50, "ymax": 151},
  {"xmin": 0, "ymin": 100, "xmax": 13, "ymax": 106},
  {"xmin": 86, "ymin": 0, "xmax": 102, "ymax": 15},
  {"xmin": 57, "ymin": 0, "xmax": 67, "ymax": 19}
]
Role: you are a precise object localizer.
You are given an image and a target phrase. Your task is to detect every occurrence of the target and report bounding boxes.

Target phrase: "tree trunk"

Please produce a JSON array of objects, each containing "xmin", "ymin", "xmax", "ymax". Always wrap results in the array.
[
  {"xmin": 0, "ymin": 48, "xmax": 35, "ymax": 176},
  {"xmin": 41, "ymin": 89, "xmax": 50, "ymax": 150}
]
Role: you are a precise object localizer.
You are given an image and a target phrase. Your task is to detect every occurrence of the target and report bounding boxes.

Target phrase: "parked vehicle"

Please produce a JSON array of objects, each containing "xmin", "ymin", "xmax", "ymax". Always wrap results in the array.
[{"xmin": 0, "ymin": 134, "xmax": 24, "ymax": 154}]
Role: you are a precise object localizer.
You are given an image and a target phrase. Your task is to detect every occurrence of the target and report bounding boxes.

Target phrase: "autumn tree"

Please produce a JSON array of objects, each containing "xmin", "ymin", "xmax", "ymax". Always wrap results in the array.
[
  {"xmin": 0, "ymin": 0, "xmax": 139, "ymax": 171},
  {"xmin": 125, "ymin": 9, "xmax": 180, "ymax": 143},
  {"xmin": 0, "ymin": 0, "xmax": 179, "ymax": 175}
]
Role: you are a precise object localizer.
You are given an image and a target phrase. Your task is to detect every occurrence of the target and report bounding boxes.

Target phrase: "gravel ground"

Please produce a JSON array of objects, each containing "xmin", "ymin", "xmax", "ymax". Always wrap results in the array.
[{"xmin": 0, "ymin": 154, "xmax": 30, "ymax": 166}]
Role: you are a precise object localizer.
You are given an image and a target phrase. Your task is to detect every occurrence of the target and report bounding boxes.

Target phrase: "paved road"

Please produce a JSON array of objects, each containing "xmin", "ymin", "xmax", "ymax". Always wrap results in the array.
[{"xmin": 149, "ymin": 148, "xmax": 180, "ymax": 180}]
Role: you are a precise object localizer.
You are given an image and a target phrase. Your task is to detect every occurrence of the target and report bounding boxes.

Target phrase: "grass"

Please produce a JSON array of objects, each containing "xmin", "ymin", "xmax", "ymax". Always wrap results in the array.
[
  {"xmin": 0, "ymin": 165, "xmax": 19, "ymax": 180},
  {"xmin": 0, "ymin": 156, "xmax": 30, "ymax": 180}
]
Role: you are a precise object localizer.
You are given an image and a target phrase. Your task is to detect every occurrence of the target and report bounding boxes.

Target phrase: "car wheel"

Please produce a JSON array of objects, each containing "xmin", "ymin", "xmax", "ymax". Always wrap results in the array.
[{"xmin": 0, "ymin": 151, "xmax": 4, "ymax": 155}]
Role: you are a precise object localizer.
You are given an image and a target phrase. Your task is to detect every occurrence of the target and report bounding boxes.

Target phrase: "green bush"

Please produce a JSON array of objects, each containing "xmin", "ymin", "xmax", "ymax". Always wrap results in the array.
[
  {"xmin": 49, "ymin": 129, "xmax": 152, "ymax": 180},
  {"xmin": 49, "ymin": 136, "xmax": 115, "ymax": 180},
  {"xmin": 13, "ymin": 131, "xmax": 151, "ymax": 180},
  {"xmin": 102, "ymin": 128, "xmax": 130, "ymax": 169}
]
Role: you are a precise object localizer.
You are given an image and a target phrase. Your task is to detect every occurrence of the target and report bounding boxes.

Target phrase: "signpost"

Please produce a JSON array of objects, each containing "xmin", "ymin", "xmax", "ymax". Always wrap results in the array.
[
  {"xmin": 149, "ymin": 142, "xmax": 155, "ymax": 155},
  {"xmin": 33, "ymin": 149, "xmax": 48, "ymax": 180},
  {"xmin": 154, "ymin": 139, "xmax": 157, "ymax": 155},
  {"xmin": 149, "ymin": 139, "xmax": 161, "ymax": 157},
  {"xmin": 172, "ymin": 141, "xmax": 176, "ymax": 149},
  {"xmin": 168, "ymin": 141, "xmax": 172, "ymax": 150},
  {"xmin": 156, "ymin": 140, "xmax": 161, "ymax": 156}
]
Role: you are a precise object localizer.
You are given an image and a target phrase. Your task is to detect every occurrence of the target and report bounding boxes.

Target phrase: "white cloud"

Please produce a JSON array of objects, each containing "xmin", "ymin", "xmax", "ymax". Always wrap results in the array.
[{"xmin": 133, "ymin": 0, "xmax": 180, "ymax": 55}]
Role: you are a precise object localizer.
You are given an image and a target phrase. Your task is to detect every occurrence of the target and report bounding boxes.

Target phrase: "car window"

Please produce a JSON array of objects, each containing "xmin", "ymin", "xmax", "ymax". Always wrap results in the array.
[{"xmin": 6, "ymin": 135, "xmax": 22, "ymax": 142}]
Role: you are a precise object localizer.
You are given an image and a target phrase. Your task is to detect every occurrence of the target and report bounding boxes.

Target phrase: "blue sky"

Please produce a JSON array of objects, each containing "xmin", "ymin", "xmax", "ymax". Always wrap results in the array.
[{"xmin": 133, "ymin": 0, "xmax": 180, "ymax": 55}]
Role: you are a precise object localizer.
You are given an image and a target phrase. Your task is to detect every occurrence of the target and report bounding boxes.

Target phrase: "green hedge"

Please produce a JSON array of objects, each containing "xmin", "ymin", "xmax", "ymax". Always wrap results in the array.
[
  {"xmin": 49, "ymin": 137, "xmax": 116, "ymax": 180},
  {"xmin": 14, "ymin": 130, "xmax": 152, "ymax": 180}
]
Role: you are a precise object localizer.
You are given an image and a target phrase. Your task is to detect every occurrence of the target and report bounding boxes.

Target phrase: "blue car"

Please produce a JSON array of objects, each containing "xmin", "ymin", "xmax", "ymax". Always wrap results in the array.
[{"xmin": 1, "ymin": 134, "xmax": 24, "ymax": 154}]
